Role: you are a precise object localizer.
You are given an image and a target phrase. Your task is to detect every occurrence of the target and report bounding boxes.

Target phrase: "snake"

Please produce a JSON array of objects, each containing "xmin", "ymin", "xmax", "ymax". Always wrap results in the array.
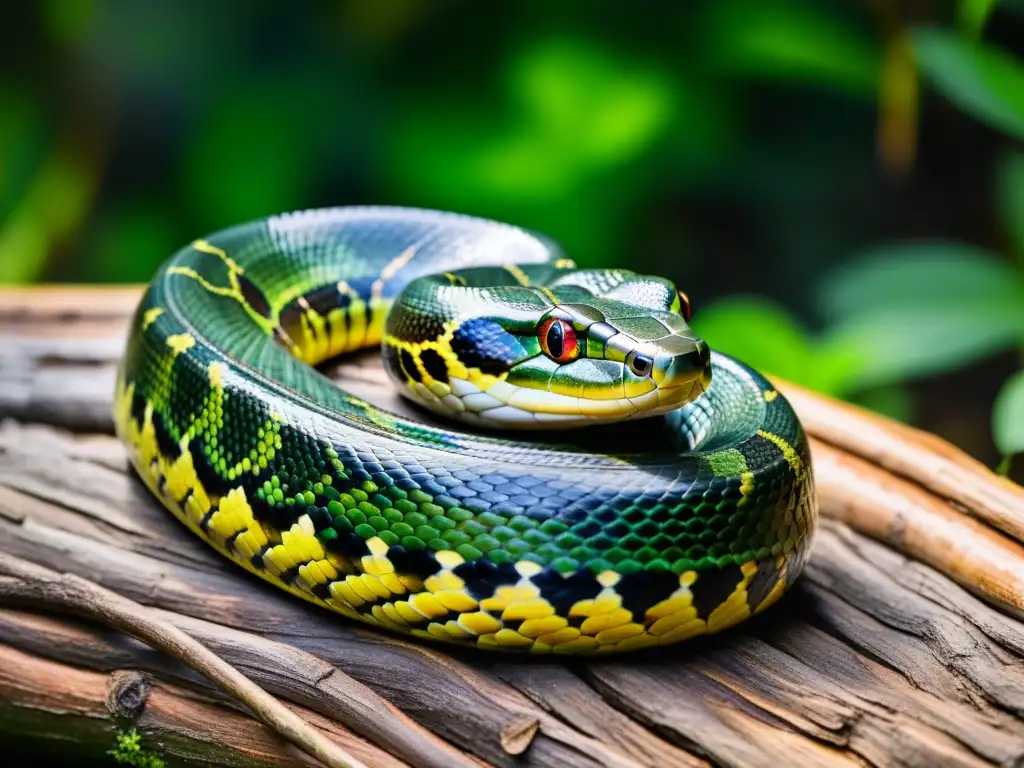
[{"xmin": 114, "ymin": 206, "xmax": 816, "ymax": 655}]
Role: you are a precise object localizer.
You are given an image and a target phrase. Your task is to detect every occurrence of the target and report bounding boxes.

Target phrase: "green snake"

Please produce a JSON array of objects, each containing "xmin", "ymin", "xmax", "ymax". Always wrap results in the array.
[{"xmin": 114, "ymin": 206, "xmax": 816, "ymax": 654}]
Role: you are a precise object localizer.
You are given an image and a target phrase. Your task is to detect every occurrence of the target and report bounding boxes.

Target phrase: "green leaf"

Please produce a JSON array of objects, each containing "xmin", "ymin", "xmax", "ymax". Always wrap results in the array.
[
  {"xmin": 993, "ymin": 371, "xmax": 1024, "ymax": 457},
  {"xmin": 0, "ymin": 88, "xmax": 48, "ymax": 229},
  {"xmin": 704, "ymin": 0, "xmax": 880, "ymax": 94},
  {"xmin": 958, "ymin": 0, "xmax": 1000, "ymax": 39},
  {"xmin": 997, "ymin": 150, "xmax": 1024, "ymax": 262},
  {"xmin": 817, "ymin": 242, "xmax": 1024, "ymax": 387},
  {"xmin": 821, "ymin": 302, "xmax": 1023, "ymax": 388},
  {"xmin": 913, "ymin": 27, "xmax": 1024, "ymax": 140},
  {"xmin": 44, "ymin": 0, "xmax": 95, "ymax": 44},
  {"xmin": 818, "ymin": 241, "xmax": 1020, "ymax": 323},
  {"xmin": 0, "ymin": 139, "xmax": 95, "ymax": 284},
  {"xmin": 508, "ymin": 38, "xmax": 675, "ymax": 166},
  {"xmin": 692, "ymin": 297, "xmax": 860, "ymax": 396}
]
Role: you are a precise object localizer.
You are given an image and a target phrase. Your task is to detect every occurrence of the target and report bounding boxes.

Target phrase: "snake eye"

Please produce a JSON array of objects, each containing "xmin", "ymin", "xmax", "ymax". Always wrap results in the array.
[
  {"xmin": 676, "ymin": 291, "xmax": 692, "ymax": 322},
  {"xmin": 538, "ymin": 318, "xmax": 579, "ymax": 363}
]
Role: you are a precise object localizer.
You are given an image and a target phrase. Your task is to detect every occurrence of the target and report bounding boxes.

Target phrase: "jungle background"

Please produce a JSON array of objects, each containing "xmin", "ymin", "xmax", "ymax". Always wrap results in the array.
[{"xmin": 2, "ymin": 0, "xmax": 1024, "ymax": 482}]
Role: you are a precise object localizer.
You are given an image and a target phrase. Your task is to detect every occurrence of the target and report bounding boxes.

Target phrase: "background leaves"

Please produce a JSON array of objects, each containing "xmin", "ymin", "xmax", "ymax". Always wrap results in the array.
[
  {"xmin": 995, "ymin": 373, "xmax": 1024, "ymax": 459},
  {"xmin": 817, "ymin": 243, "xmax": 1024, "ymax": 388},
  {"xmin": 913, "ymin": 27, "xmax": 1024, "ymax": 139},
  {"xmin": 3, "ymin": 1, "xmax": 1024, "ymax": 475},
  {"xmin": 705, "ymin": 0, "xmax": 881, "ymax": 94},
  {"xmin": 693, "ymin": 298, "xmax": 860, "ymax": 397}
]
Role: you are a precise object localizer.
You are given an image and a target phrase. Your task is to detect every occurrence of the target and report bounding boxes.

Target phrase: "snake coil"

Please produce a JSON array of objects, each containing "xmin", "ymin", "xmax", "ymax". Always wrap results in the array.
[{"xmin": 115, "ymin": 207, "xmax": 816, "ymax": 654}]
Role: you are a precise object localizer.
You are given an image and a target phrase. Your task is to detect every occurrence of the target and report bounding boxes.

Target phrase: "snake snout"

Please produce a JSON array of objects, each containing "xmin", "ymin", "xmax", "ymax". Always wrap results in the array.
[{"xmin": 650, "ymin": 337, "xmax": 713, "ymax": 402}]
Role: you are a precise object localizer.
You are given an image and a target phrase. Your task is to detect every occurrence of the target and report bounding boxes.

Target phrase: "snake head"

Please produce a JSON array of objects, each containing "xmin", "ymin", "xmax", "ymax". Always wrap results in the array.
[{"xmin": 384, "ymin": 266, "xmax": 712, "ymax": 429}]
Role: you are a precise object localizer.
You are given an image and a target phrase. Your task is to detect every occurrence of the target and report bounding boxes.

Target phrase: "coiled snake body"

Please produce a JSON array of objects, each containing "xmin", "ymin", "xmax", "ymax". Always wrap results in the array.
[{"xmin": 115, "ymin": 207, "xmax": 816, "ymax": 654}]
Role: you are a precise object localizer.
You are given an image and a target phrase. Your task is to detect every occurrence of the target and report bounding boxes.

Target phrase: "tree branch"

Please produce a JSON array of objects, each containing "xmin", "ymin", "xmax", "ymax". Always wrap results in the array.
[
  {"xmin": 778, "ymin": 380, "xmax": 1024, "ymax": 542},
  {"xmin": 0, "ymin": 552, "xmax": 367, "ymax": 768}
]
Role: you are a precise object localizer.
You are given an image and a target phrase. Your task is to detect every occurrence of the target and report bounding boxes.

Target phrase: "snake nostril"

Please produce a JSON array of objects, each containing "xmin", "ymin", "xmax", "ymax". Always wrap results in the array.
[{"xmin": 628, "ymin": 354, "xmax": 653, "ymax": 377}]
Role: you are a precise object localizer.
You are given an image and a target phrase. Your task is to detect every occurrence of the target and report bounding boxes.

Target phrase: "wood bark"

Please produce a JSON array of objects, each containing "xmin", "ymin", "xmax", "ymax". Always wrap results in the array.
[{"xmin": 2, "ymin": 285, "xmax": 1024, "ymax": 767}]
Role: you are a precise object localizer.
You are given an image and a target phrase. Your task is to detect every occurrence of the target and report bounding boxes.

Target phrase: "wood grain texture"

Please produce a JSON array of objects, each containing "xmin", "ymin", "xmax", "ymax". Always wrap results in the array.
[
  {"xmin": 0, "ymin": 641, "xmax": 404, "ymax": 768},
  {"xmin": 2, "ymin": 285, "xmax": 1024, "ymax": 768}
]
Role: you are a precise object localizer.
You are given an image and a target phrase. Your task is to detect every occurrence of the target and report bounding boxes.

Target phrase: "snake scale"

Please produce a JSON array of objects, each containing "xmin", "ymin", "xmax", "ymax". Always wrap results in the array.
[{"xmin": 114, "ymin": 207, "xmax": 816, "ymax": 654}]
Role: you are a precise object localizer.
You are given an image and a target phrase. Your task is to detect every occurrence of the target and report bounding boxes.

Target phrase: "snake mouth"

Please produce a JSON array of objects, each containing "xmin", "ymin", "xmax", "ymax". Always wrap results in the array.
[{"xmin": 403, "ymin": 370, "xmax": 711, "ymax": 430}]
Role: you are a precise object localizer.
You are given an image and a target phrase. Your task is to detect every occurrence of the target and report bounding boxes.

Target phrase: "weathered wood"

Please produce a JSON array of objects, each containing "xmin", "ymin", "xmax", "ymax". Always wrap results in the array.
[
  {"xmin": 2, "ymin": 285, "xmax": 1024, "ymax": 768},
  {"xmin": 780, "ymin": 381, "xmax": 1024, "ymax": 542},
  {"xmin": 0, "ymin": 641, "xmax": 405, "ymax": 768},
  {"xmin": 811, "ymin": 442, "xmax": 1024, "ymax": 618},
  {"xmin": 0, "ymin": 550, "xmax": 446, "ymax": 768}
]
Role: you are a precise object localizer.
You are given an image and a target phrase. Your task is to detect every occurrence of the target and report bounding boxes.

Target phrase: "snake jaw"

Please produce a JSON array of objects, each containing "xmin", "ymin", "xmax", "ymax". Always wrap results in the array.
[
  {"xmin": 401, "ymin": 343, "xmax": 713, "ymax": 430},
  {"xmin": 403, "ymin": 374, "xmax": 694, "ymax": 429}
]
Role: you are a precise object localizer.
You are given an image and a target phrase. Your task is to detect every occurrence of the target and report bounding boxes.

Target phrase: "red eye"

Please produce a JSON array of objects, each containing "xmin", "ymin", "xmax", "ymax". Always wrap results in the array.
[
  {"xmin": 538, "ymin": 318, "xmax": 578, "ymax": 363},
  {"xmin": 677, "ymin": 291, "xmax": 692, "ymax": 322}
]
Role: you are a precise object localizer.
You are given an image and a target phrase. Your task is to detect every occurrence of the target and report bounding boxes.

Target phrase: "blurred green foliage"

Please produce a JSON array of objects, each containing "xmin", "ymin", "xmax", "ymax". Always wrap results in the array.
[
  {"xmin": 2, "ymin": 1, "xmax": 1024, "ymax": 472},
  {"xmin": 913, "ymin": 25, "xmax": 1024, "ymax": 140}
]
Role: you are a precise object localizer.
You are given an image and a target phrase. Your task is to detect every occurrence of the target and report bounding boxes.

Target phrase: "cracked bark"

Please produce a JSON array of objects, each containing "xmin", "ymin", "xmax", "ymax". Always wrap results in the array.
[{"xmin": 1, "ymin": 285, "xmax": 1023, "ymax": 768}]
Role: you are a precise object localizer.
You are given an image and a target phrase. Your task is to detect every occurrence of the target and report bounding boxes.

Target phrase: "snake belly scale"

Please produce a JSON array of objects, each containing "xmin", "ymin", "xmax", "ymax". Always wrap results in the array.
[{"xmin": 114, "ymin": 207, "xmax": 816, "ymax": 654}]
